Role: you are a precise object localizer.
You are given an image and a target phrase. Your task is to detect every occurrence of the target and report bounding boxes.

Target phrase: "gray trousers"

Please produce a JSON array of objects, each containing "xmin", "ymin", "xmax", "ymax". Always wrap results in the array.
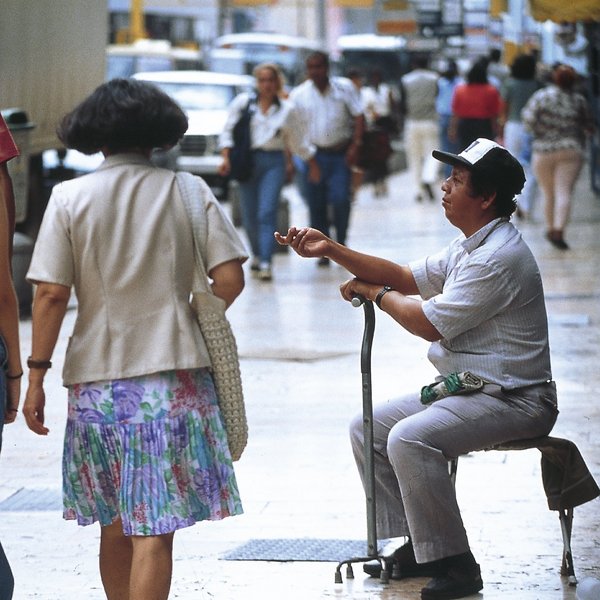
[{"xmin": 349, "ymin": 382, "xmax": 558, "ymax": 563}]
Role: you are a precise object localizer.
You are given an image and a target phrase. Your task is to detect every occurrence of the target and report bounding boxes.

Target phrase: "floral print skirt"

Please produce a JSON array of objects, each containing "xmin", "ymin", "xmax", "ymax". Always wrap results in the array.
[{"xmin": 63, "ymin": 368, "xmax": 243, "ymax": 536}]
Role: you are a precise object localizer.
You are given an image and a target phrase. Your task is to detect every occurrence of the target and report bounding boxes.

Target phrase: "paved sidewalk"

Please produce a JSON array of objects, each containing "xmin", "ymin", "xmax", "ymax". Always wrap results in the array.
[{"xmin": 1, "ymin": 165, "xmax": 599, "ymax": 599}]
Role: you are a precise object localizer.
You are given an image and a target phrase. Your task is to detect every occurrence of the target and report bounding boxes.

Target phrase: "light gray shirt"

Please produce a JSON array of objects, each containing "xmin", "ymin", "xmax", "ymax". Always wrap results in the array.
[
  {"xmin": 401, "ymin": 68, "xmax": 439, "ymax": 121},
  {"xmin": 410, "ymin": 218, "xmax": 552, "ymax": 389}
]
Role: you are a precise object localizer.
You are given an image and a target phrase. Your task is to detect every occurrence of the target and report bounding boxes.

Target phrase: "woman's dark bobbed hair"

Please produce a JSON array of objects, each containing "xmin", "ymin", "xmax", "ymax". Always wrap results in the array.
[{"xmin": 57, "ymin": 78, "xmax": 188, "ymax": 155}]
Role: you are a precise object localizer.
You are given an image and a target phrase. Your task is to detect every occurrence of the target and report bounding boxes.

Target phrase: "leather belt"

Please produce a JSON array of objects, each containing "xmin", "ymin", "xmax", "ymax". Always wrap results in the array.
[{"xmin": 316, "ymin": 140, "xmax": 350, "ymax": 154}]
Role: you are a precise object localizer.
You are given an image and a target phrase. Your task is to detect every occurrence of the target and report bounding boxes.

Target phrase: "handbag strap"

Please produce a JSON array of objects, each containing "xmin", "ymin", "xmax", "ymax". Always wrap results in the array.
[{"xmin": 175, "ymin": 171, "xmax": 211, "ymax": 294}]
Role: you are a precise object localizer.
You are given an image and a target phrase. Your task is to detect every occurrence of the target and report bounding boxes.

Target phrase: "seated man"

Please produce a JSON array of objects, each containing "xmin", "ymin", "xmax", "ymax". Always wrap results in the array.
[{"xmin": 275, "ymin": 138, "xmax": 558, "ymax": 600}]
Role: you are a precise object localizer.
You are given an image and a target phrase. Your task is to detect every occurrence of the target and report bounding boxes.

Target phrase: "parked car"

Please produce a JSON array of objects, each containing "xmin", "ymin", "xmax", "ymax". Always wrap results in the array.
[
  {"xmin": 133, "ymin": 70, "xmax": 254, "ymax": 199},
  {"xmin": 106, "ymin": 39, "xmax": 203, "ymax": 80}
]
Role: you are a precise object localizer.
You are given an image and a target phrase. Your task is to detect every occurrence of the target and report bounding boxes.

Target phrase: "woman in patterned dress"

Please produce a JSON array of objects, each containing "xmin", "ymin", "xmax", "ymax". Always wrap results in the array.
[
  {"xmin": 521, "ymin": 63, "xmax": 595, "ymax": 249},
  {"xmin": 22, "ymin": 79, "xmax": 248, "ymax": 600}
]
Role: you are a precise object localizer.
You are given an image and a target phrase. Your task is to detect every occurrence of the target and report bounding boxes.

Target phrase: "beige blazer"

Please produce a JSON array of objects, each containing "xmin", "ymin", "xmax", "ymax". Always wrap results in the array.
[{"xmin": 27, "ymin": 154, "xmax": 247, "ymax": 386}]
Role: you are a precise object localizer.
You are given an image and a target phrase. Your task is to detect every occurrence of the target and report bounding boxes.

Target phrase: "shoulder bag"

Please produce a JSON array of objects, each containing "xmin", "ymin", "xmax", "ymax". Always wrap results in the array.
[
  {"xmin": 229, "ymin": 95, "xmax": 255, "ymax": 182},
  {"xmin": 176, "ymin": 171, "xmax": 248, "ymax": 461}
]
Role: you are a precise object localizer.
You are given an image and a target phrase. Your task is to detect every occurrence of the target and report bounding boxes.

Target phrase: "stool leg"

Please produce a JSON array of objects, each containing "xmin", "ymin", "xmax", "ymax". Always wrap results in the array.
[
  {"xmin": 559, "ymin": 508, "xmax": 577, "ymax": 586},
  {"xmin": 449, "ymin": 457, "xmax": 458, "ymax": 486}
]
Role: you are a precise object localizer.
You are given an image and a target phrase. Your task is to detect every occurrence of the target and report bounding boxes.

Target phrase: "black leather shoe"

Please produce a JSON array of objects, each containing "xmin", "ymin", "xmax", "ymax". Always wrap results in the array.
[
  {"xmin": 363, "ymin": 542, "xmax": 447, "ymax": 580},
  {"xmin": 421, "ymin": 564, "xmax": 483, "ymax": 599}
]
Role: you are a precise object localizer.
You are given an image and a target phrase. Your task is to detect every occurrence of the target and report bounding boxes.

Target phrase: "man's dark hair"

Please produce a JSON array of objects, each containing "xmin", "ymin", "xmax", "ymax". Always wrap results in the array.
[
  {"xmin": 57, "ymin": 78, "xmax": 188, "ymax": 155},
  {"xmin": 467, "ymin": 60, "xmax": 489, "ymax": 85},
  {"xmin": 306, "ymin": 51, "xmax": 329, "ymax": 68},
  {"xmin": 489, "ymin": 48, "xmax": 502, "ymax": 63},
  {"xmin": 468, "ymin": 148, "xmax": 525, "ymax": 217},
  {"xmin": 510, "ymin": 54, "xmax": 536, "ymax": 80}
]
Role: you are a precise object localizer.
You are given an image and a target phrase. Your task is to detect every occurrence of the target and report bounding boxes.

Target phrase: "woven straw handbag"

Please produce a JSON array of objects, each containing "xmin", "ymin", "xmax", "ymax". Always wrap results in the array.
[{"xmin": 176, "ymin": 172, "xmax": 248, "ymax": 461}]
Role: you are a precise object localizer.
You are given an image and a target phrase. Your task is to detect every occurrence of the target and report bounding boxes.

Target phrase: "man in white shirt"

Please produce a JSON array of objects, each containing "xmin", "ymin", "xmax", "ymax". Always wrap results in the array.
[
  {"xmin": 275, "ymin": 138, "xmax": 558, "ymax": 599},
  {"xmin": 289, "ymin": 52, "xmax": 365, "ymax": 262}
]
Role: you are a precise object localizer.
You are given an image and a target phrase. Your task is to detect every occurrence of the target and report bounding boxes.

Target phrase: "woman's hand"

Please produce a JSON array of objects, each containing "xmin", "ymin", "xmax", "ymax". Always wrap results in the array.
[
  {"xmin": 307, "ymin": 159, "xmax": 321, "ymax": 184},
  {"xmin": 22, "ymin": 383, "xmax": 50, "ymax": 435},
  {"xmin": 4, "ymin": 377, "xmax": 21, "ymax": 424},
  {"xmin": 274, "ymin": 227, "xmax": 331, "ymax": 258},
  {"xmin": 218, "ymin": 156, "xmax": 231, "ymax": 177}
]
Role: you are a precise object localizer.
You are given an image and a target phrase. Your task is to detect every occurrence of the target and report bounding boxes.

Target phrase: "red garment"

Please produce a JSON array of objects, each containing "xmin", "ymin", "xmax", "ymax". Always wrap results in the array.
[
  {"xmin": 0, "ymin": 114, "xmax": 19, "ymax": 163},
  {"xmin": 452, "ymin": 83, "xmax": 501, "ymax": 119}
]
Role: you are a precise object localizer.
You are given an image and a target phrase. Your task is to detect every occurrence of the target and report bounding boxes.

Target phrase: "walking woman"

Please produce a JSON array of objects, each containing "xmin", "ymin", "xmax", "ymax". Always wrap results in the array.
[
  {"xmin": 521, "ymin": 64, "xmax": 594, "ymax": 249},
  {"xmin": 22, "ymin": 79, "xmax": 247, "ymax": 600},
  {"xmin": 219, "ymin": 62, "xmax": 319, "ymax": 281},
  {"xmin": 450, "ymin": 59, "xmax": 502, "ymax": 150},
  {"xmin": 0, "ymin": 113, "xmax": 23, "ymax": 600}
]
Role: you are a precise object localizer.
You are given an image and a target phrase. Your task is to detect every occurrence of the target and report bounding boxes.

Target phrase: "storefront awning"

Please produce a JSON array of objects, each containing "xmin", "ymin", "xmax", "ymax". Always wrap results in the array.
[{"xmin": 529, "ymin": 0, "xmax": 600, "ymax": 23}]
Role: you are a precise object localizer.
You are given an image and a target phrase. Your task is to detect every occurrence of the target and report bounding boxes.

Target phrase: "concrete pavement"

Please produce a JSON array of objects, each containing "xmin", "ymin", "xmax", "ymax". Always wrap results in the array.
[{"xmin": 1, "ymin": 163, "xmax": 599, "ymax": 599}]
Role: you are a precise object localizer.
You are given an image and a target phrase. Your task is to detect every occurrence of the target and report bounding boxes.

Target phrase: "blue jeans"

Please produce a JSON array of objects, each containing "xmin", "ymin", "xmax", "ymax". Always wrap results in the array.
[
  {"xmin": 238, "ymin": 150, "xmax": 286, "ymax": 265},
  {"xmin": 0, "ymin": 337, "xmax": 13, "ymax": 600},
  {"xmin": 298, "ymin": 150, "xmax": 351, "ymax": 245}
]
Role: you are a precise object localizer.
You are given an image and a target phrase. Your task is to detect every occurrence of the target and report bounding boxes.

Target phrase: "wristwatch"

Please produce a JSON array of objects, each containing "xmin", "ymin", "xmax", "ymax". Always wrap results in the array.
[{"xmin": 375, "ymin": 286, "xmax": 393, "ymax": 309}]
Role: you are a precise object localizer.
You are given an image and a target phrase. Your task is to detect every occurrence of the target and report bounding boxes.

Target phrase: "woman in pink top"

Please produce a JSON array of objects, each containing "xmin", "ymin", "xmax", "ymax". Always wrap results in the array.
[{"xmin": 450, "ymin": 59, "xmax": 502, "ymax": 149}]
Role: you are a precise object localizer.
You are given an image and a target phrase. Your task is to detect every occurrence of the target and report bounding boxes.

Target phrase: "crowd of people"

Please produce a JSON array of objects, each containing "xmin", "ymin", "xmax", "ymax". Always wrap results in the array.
[
  {"xmin": 0, "ymin": 45, "xmax": 595, "ymax": 600},
  {"xmin": 219, "ymin": 47, "xmax": 593, "ymax": 270}
]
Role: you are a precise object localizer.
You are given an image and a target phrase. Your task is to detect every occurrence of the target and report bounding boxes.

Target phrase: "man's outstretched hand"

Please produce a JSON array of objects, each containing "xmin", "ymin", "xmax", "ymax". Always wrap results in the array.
[{"xmin": 274, "ymin": 227, "xmax": 332, "ymax": 259}]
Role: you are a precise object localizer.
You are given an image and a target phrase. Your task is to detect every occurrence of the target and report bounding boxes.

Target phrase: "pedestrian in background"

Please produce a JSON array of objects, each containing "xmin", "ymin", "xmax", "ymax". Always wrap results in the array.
[
  {"xmin": 400, "ymin": 54, "xmax": 439, "ymax": 202},
  {"xmin": 219, "ymin": 62, "xmax": 319, "ymax": 281},
  {"xmin": 362, "ymin": 68, "xmax": 398, "ymax": 197},
  {"xmin": 500, "ymin": 53, "xmax": 542, "ymax": 219},
  {"xmin": 290, "ymin": 51, "xmax": 365, "ymax": 264},
  {"xmin": 485, "ymin": 48, "xmax": 510, "ymax": 89},
  {"xmin": 521, "ymin": 63, "xmax": 595, "ymax": 249},
  {"xmin": 22, "ymin": 79, "xmax": 247, "ymax": 600},
  {"xmin": 0, "ymin": 113, "xmax": 24, "ymax": 600},
  {"xmin": 450, "ymin": 59, "xmax": 502, "ymax": 151},
  {"xmin": 346, "ymin": 68, "xmax": 367, "ymax": 200},
  {"xmin": 435, "ymin": 59, "xmax": 462, "ymax": 178}
]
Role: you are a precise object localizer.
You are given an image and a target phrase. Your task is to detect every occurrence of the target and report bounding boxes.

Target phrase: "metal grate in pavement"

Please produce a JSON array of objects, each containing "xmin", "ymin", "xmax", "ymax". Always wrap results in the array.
[
  {"xmin": 221, "ymin": 538, "xmax": 369, "ymax": 562},
  {"xmin": 0, "ymin": 488, "xmax": 62, "ymax": 511}
]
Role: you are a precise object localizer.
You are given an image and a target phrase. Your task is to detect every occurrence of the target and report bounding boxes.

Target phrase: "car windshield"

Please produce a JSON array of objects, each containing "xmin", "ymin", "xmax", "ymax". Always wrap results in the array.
[
  {"xmin": 106, "ymin": 55, "xmax": 173, "ymax": 80},
  {"xmin": 150, "ymin": 82, "xmax": 236, "ymax": 111}
]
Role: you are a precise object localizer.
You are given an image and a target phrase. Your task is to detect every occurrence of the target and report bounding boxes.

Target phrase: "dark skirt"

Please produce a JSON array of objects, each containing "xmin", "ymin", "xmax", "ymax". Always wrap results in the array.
[{"xmin": 457, "ymin": 118, "xmax": 495, "ymax": 149}]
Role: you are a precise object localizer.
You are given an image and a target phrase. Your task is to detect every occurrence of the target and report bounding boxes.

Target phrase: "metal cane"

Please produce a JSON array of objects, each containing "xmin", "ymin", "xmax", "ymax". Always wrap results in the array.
[{"xmin": 334, "ymin": 296, "xmax": 389, "ymax": 584}]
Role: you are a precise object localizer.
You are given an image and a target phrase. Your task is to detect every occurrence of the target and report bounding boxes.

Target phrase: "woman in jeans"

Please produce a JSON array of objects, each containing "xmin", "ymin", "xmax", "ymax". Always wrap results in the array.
[
  {"xmin": 219, "ymin": 63, "xmax": 319, "ymax": 281},
  {"xmin": 0, "ymin": 114, "xmax": 24, "ymax": 600},
  {"xmin": 522, "ymin": 64, "xmax": 594, "ymax": 249}
]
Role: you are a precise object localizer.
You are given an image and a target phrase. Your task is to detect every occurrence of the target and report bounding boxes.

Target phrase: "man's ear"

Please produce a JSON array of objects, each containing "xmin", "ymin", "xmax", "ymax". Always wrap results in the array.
[{"xmin": 481, "ymin": 191, "xmax": 497, "ymax": 211}]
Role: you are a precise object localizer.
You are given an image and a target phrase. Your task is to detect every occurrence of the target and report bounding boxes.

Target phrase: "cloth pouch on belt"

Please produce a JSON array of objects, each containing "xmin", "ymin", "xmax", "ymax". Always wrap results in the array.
[{"xmin": 420, "ymin": 371, "xmax": 486, "ymax": 405}]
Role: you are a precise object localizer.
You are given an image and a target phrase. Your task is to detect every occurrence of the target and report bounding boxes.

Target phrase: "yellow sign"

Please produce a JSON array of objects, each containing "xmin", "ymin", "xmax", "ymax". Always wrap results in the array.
[
  {"xmin": 383, "ymin": 0, "xmax": 409, "ymax": 9},
  {"xmin": 232, "ymin": 0, "xmax": 277, "ymax": 5},
  {"xmin": 529, "ymin": 0, "xmax": 600, "ymax": 22},
  {"xmin": 377, "ymin": 20, "xmax": 418, "ymax": 35},
  {"xmin": 334, "ymin": 0, "xmax": 374, "ymax": 6},
  {"xmin": 489, "ymin": 0, "xmax": 507, "ymax": 17}
]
